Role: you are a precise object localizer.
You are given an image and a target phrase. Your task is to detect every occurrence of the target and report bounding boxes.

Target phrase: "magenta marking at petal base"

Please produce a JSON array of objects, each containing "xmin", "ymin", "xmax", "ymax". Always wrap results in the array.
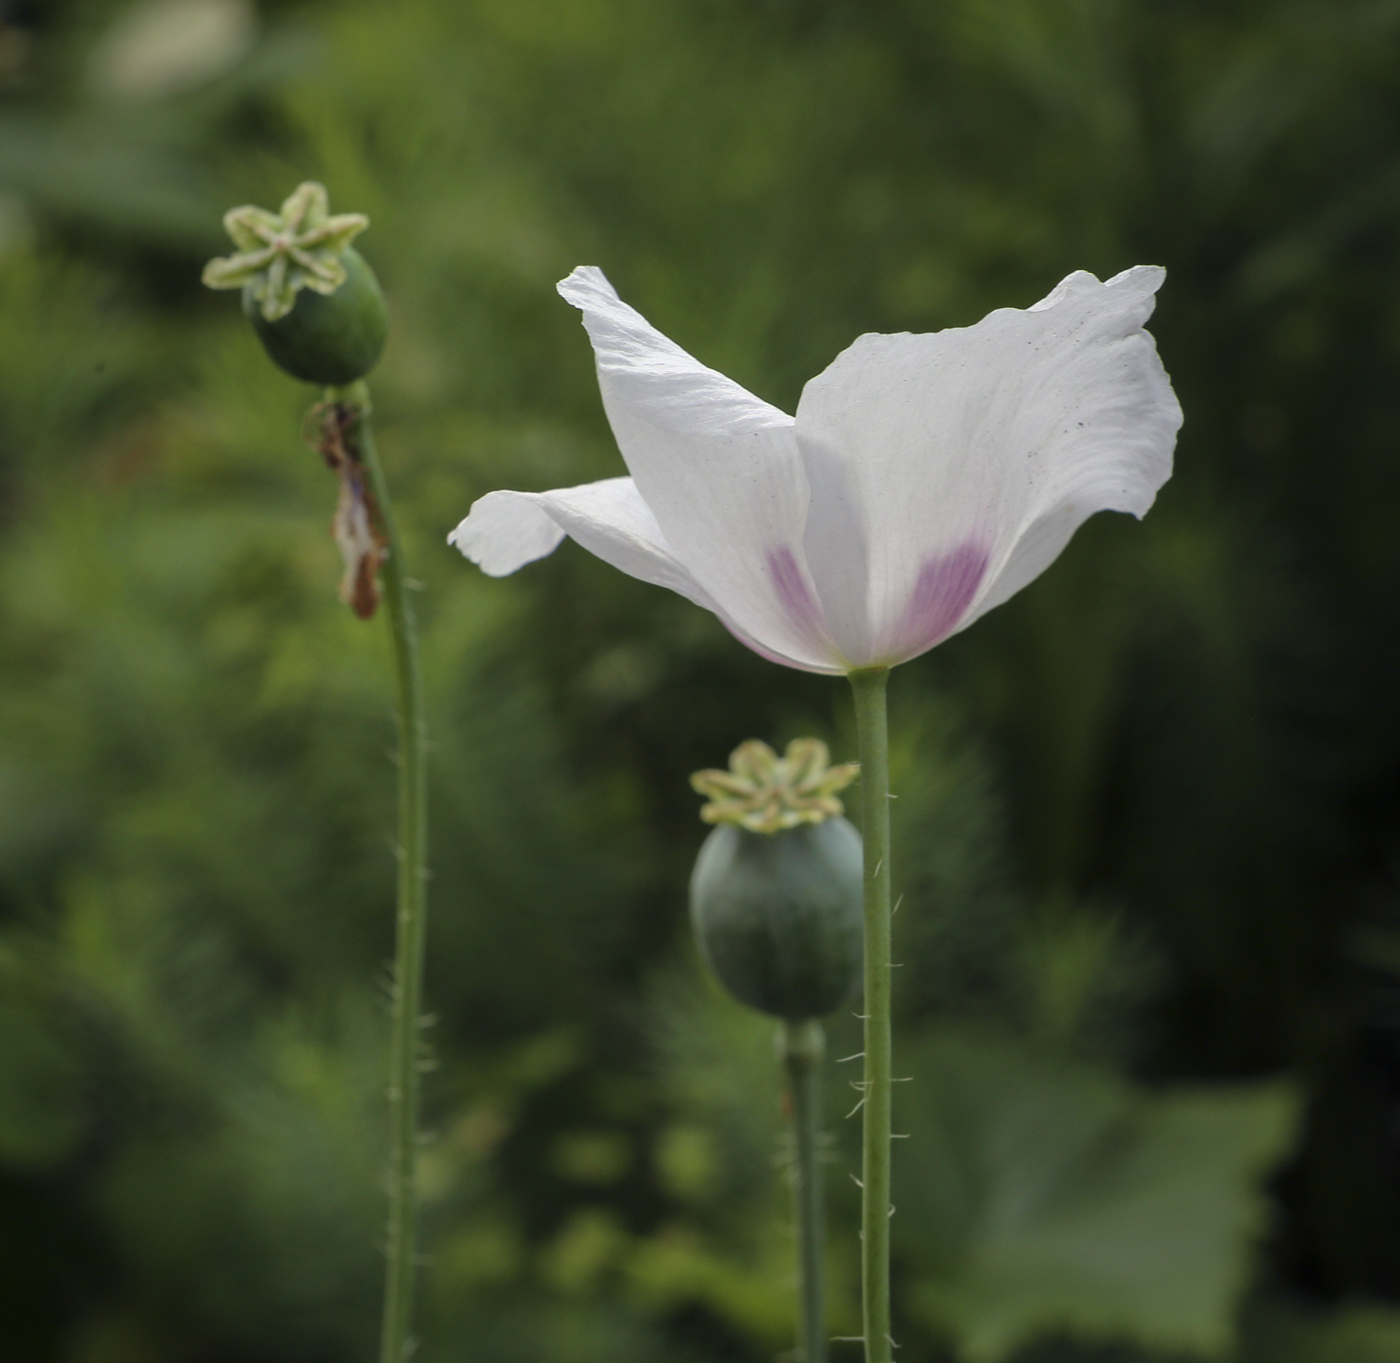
[
  {"xmin": 766, "ymin": 545, "xmax": 828, "ymax": 642},
  {"xmin": 901, "ymin": 542, "xmax": 990, "ymax": 653}
]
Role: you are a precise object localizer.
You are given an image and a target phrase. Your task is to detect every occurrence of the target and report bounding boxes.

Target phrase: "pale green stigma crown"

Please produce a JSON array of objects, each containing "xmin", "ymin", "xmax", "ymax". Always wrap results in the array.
[
  {"xmin": 201, "ymin": 181, "xmax": 369, "ymax": 322},
  {"xmin": 690, "ymin": 738, "xmax": 859, "ymax": 835}
]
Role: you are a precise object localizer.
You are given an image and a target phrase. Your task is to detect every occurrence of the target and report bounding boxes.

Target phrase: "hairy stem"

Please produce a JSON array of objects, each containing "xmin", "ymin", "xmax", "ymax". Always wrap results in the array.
[
  {"xmin": 329, "ymin": 383, "xmax": 430, "ymax": 1363},
  {"xmin": 849, "ymin": 667, "xmax": 891, "ymax": 1363},
  {"xmin": 781, "ymin": 1019, "xmax": 828, "ymax": 1363}
]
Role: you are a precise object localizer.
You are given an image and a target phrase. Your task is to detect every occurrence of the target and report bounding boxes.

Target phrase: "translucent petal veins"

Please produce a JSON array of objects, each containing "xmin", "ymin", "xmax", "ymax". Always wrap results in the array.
[
  {"xmin": 767, "ymin": 546, "xmax": 831, "ymax": 650},
  {"xmin": 899, "ymin": 542, "xmax": 990, "ymax": 656}
]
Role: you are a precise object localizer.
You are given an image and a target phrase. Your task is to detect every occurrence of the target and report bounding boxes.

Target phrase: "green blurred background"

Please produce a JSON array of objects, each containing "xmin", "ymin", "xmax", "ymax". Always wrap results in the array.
[{"xmin": 4, "ymin": 0, "xmax": 1400, "ymax": 1359}]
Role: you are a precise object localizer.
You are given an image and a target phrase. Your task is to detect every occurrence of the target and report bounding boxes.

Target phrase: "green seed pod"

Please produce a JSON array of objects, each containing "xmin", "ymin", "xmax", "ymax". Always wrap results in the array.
[
  {"xmin": 203, "ymin": 184, "xmax": 387, "ymax": 385},
  {"xmin": 690, "ymin": 817, "xmax": 863, "ymax": 1020},
  {"xmin": 243, "ymin": 246, "xmax": 388, "ymax": 386}
]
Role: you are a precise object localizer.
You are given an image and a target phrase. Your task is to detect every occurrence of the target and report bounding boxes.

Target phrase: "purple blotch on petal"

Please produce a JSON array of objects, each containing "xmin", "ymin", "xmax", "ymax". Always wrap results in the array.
[
  {"xmin": 766, "ymin": 545, "xmax": 827, "ymax": 642},
  {"xmin": 900, "ymin": 542, "xmax": 990, "ymax": 654}
]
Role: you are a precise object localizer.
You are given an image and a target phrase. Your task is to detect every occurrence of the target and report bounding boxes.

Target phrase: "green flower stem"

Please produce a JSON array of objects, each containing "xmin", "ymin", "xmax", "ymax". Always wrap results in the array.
[
  {"xmin": 849, "ymin": 667, "xmax": 891, "ymax": 1363},
  {"xmin": 327, "ymin": 382, "xmax": 430, "ymax": 1363},
  {"xmin": 781, "ymin": 1018, "xmax": 828, "ymax": 1363}
]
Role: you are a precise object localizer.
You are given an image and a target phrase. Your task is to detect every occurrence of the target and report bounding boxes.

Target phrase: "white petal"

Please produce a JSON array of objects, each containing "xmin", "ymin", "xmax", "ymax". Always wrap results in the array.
[
  {"xmin": 450, "ymin": 475, "xmax": 841, "ymax": 673},
  {"xmin": 794, "ymin": 265, "xmax": 1181, "ymax": 665},
  {"xmin": 449, "ymin": 476, "xmax": 711, "ymax": 604},
  {"xmin": 449, "ymin": 488, "xmax": 565, "ymax": 576},
  {"xmin": 557, "ymin": 267, "xmax": 840, "ymax": 670}
]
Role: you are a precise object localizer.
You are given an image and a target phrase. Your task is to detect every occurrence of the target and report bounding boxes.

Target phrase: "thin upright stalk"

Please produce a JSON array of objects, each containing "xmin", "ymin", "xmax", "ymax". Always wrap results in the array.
[
  {"xmin": 849, "ymin": 667, "xmax": 891, "ymax": 1363},
  {"xmin": 329, "ymin": 383, "xmax": 431, "ymax": 1363},
  {"xmin": 781, "ymin": 1018, "xmax": 827, "ymax": 1363}
]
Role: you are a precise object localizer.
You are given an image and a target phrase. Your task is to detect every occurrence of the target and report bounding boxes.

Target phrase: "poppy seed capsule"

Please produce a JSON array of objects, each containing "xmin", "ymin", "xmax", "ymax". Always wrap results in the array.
[
  {"xmin": 689, "ymin": 818, "xmax": 863, "ymax": 1020},
  {"xmin": 243, "ymin": 246, "xmax": 388, "ymax": 385}
]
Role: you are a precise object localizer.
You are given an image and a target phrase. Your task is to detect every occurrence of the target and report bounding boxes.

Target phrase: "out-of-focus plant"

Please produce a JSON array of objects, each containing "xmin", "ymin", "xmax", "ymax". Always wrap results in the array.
[
  {"xmin": 686, "ymin": 737, "xmax": 862, "ymax": 1363},
  {"xmin": 201, "ymin": 178, "xmax": 428, "ymax": 1363}
]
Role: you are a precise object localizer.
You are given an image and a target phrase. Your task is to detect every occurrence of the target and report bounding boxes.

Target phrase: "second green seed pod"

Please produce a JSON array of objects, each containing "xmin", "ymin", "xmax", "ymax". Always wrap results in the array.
[{"xmin": 690, "ymin": 817, "xmax": 863, "ymax": 1020}]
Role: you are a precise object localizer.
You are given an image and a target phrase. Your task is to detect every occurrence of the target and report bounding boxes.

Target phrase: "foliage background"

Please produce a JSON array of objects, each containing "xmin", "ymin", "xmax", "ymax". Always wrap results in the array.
[{"xmin": 3, "ymin": 0, "xmax": 1400, "ymax": 1360}]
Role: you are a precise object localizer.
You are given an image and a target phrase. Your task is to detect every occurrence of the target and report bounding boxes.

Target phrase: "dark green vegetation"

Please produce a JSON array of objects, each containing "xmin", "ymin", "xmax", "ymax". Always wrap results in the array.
[{"xmin": 3, "ymin": 0, "xmax": 1400, "ymax": 1360}]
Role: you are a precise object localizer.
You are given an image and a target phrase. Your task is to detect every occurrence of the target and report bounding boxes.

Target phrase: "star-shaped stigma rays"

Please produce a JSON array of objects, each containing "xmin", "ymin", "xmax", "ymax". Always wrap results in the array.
[
  {"xmin": 202, "ymin": 181, "xmax": 369, "ymax": 322},
  {"xmin": 691, "ymin": 738, "xmax": 860, "ymax": 835}
]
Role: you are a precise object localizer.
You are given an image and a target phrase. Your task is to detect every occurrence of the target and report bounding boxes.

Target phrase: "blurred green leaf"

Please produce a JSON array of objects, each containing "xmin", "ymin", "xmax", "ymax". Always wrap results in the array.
[{"xmin": 897, "ymin": 1031, "xmax": 1300, "ymax": 1361}]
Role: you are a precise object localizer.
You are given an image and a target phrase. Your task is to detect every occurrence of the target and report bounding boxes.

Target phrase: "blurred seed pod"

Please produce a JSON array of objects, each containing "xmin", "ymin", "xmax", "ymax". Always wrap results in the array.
[{"xmin": 689, "ymin": 818, "xmax": 863, "ymax": 1020}]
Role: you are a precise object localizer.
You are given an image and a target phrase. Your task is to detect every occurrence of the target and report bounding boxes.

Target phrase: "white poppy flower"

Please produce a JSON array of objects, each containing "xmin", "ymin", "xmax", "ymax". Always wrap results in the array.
[{"xmin": 449, "ymin": 266, "xmax": 1182, "ymax": 675}]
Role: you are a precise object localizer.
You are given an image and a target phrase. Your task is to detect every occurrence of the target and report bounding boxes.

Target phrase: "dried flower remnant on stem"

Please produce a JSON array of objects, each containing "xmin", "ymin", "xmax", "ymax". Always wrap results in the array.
[
  {"xmin": 691, "ymin": 738, "xmax": 858, "ymax": 835},
  {"xmin": 308, "ymin": 398, "xmax": 387, "ymax": 619}
]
